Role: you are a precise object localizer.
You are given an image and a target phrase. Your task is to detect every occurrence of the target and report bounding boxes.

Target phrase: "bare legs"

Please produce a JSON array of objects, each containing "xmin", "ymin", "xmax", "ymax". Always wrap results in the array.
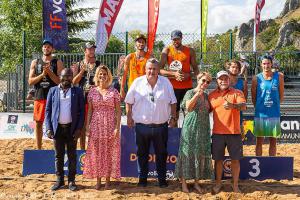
[
  {"xmin": 35, "ymin": 121, "xmax": 43, "ymax": 149},
  {"xmin": 213, "ymin": 160, "xmax": 240, "ymax": 193},
  {"xmin": 181, "ymin": 178, "xmax": 189, "ymax": 193},
  {"xmin": 231, "ymin": 160, "xmax": 241, "ymax": 193},
  {"xmin": 269, "ymin": 138, "xmax": 277, "ymax": 156},
  {"xmin": 95, "ymin": 177, "xmax": 111, "ymax": 190},
  {"xmin": 256, "ymin": 137, "xmax": 277, "ymax": 156}
]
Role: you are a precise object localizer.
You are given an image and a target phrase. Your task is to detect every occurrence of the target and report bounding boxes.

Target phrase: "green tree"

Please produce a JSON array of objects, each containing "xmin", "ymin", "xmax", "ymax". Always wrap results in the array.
[
  {"xmin": 0, "ymin": 0, "xmax": 95, "ymax": 75},
  {"xmin": 105, "ymin": 35, "xmax": 125, "ymax": 53}
]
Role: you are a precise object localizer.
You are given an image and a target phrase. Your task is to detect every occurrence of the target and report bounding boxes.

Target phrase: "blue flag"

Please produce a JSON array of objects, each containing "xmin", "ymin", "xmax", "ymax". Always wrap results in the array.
[{"xmin": 43, "ymin": 0, "xmax": 69, "ymax": 50}]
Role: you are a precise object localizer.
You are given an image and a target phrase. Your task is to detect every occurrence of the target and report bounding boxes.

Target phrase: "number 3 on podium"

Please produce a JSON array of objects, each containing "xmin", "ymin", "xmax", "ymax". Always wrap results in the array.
[{"xmin": 249, "ymin": 158, "xmax": 261, "ymax": 177}]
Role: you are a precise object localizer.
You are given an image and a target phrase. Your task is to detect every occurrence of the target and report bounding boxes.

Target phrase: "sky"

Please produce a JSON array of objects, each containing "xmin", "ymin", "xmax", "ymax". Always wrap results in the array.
[{"xmin": 77, "ymin": 0, "xmax": 286, "ymax": 34}]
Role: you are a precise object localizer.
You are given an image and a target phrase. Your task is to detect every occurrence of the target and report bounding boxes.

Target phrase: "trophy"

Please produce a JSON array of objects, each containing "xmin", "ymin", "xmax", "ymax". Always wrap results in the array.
[
  {"xmin": 83, "ymin": 62, "xmax": 95, "ymax": 92},
  {"xmin": 169, "ymin": 60, "xmax": 183, "ymax": 81},
  {"xmin": 40, "ymin": 60, "xmax": 51, "ymax": 88},
  {"xmin": 169, "ymin": 60, "xmax": 182, "ymax": 71}
]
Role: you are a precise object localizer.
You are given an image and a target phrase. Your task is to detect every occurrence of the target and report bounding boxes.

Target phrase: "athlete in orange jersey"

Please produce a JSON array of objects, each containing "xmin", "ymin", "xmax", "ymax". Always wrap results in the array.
[
  {"xmin": 160, "ymin": 30, "xmax": 199, "ymax": 126},
  {"xmin": 120, "ymin": 34, "xmax": 150, "ymax": 100}
]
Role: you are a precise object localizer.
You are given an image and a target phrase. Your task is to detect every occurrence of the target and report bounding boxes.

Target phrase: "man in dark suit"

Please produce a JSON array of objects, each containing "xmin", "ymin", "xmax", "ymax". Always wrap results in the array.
[{"xmin": 45, "ymin": 68, "xmax": 84, "ymax": 191}]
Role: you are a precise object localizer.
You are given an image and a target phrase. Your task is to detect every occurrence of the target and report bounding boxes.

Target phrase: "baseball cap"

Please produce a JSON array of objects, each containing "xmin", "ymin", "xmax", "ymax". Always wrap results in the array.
[
  {"xmin": 171, "ymin": 30, "xmax": 183, "ymax": 40},
  {"xmin": 84, "ymin": 42, "xmax": 96, "ymax": 49},
  {"xmin": 42, "ymin": 38, "xmax": 53, "ymax": 46},
  {"xmin": 216, "ymin": 70, "xmax": 230, "ymax": 79},
  {"xmin": 135, "ymin": 34, "xmax": 147, "ymax": 42}
]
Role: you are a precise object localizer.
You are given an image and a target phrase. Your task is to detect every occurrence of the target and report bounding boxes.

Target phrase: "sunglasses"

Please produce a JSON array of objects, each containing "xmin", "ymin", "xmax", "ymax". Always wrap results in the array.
[
  {"xmin": 199, "ymin": 79, "xmax": 210, "ymax": 84},
  {"xmin": 149, "ymin": 92, "xmax": 154, "ymax": 102}
]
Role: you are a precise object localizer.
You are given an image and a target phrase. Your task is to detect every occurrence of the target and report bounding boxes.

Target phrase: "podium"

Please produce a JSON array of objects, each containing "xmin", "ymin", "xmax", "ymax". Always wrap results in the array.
[{"xmin": 23, "ymin": 126, "xmax": 294, "ymax": 180}]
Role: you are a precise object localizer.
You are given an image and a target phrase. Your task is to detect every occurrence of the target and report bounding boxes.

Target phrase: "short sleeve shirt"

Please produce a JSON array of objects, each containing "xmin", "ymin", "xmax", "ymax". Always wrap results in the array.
[{"xmin": 208, "ymin": 88, "xmax": 246, "ymax": 134}]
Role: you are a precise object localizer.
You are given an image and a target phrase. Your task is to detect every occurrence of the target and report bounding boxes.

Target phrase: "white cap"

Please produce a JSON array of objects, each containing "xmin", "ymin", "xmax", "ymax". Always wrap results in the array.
[{"xmin": 216, "ymin": 70, "xmax": 229, "ymax": 79}]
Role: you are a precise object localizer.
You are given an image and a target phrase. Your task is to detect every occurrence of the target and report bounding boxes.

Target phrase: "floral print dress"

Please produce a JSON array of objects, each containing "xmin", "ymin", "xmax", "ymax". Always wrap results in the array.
[{"xmin": 83, "ymin": 87, "xmax": 121, "ymax": 179}]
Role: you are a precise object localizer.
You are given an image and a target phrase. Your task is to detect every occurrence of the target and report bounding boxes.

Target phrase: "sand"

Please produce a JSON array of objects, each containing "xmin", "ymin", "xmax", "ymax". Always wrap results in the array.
[{"xmin": 0, "ymin": 139, "xmax": 300, "ymax": 200}]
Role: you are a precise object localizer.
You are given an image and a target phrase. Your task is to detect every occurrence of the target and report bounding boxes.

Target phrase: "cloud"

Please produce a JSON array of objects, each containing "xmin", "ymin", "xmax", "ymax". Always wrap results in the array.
[
  {"xmin": 208, "ymin": 0, "xmax": 285, "ymax": 33},
  {"xmin": 77, "ymin": 0, "xmax": 286, "ymax": 34}
]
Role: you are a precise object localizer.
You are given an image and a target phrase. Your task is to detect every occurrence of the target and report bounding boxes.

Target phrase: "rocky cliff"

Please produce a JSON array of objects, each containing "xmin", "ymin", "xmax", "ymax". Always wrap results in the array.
[{"xmin": 234, "ymin": 0, "xmax": 300, "ymax": 51}]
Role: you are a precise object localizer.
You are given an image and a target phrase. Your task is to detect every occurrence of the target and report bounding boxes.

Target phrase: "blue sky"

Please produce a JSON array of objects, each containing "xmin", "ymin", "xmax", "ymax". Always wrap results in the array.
[{"xmin": 78, "ymin": 0, "xmax": 285, "ymax": 34}]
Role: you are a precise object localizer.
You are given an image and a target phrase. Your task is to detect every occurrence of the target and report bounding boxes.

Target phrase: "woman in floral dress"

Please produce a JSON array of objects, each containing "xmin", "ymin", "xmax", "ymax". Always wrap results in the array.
[
  {"xmin": 175, "ymin": 72, "xmax": 213, "ymax": 193},
  {"xmin": 83, "ymin": 65, "xmax": 122, "ymax": 190}
]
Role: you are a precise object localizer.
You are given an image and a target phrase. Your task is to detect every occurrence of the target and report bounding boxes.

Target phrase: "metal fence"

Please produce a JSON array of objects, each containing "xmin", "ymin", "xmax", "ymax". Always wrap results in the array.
[{"xmin": 0, "ymin": 31, "xmax": 299, "ymax": 113}]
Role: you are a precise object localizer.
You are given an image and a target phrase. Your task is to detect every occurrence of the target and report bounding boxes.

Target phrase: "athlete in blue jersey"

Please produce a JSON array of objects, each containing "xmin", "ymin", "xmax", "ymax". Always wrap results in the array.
[
  {"xmin": 251, "ymin": 55, "xmax": 284, "ymax": 156},
  {"xmin": 226, "ymin": 60, "xmax": 248, "ymax": 137}
]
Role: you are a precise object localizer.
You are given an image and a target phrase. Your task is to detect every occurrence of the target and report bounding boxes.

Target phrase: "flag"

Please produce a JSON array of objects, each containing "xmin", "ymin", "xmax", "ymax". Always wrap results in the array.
[
  {"xmin": 147, "ymin": 0, "xmax": 160, "ymax": 55},
  {"xmin": 255, "ymin": 0, "xmax": 265, "ymax": 33},
  {"xmin": 253, "ymin": 0, "xmax": 265, "ymax": 51},
  {"xmin": 201, "ymin": 0, "xmax": 209, "ymax": 55},
  {"xmin": 96, "ymin": 0, "xmax": 124, "ymax": 54},
  {"xmin": 42, "ymin": 0, "xmax": 69, "ymax": 50}
]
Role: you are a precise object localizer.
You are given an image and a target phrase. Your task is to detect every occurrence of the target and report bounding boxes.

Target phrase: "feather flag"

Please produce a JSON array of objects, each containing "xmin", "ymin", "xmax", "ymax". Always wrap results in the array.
[
  {"xmin": 147, "ymin": 0, "xmax": 160, "ymax": 55},
  {"xmin": 96, "ymin": 0, "xmax": 124, "ymax": 54}
]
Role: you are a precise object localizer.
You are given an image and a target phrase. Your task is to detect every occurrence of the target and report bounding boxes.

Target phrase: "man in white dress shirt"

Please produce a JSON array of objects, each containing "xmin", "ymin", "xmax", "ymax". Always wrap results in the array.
[{"xmin": 125, "ymin": 58, "xmax": 177, "ymax": 188}]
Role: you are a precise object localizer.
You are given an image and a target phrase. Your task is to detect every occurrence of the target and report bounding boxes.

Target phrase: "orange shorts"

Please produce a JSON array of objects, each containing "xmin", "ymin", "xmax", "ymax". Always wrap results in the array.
[{"xmin": 33, "ymin": 99, "xmax": 46, "ymax": 122}]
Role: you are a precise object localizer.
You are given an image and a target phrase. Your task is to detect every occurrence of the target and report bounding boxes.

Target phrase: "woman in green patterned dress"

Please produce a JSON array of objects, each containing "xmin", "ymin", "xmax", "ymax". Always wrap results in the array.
[{"xmin": 175, "ymin": 72, "xmax": 213, "ymax": 193}]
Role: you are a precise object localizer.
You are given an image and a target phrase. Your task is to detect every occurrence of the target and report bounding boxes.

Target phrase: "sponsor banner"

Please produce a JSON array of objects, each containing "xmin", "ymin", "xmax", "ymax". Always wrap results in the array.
[
  {"xmin": 147, "ymin": 0, "xmax": 160, "ymax": 54},
  {"xmin": 95, "ymin": 0, "xmax": 124, "ymax": 54},
  {"xmin": 0, "ymin": 113, "xmax": 48, "ymax": 139},
  {"xmin": 42, "ymin": 0, "xmax": 69, "ymax": 50},
  {"xmin": 1, "ymin": 112, "xmax": 299, "ymax": 145},
  {"xmin": 23, "ymin": 126, "xmax": 293, "ymax": 180},
  {"xmin": 23, "ymin": 150, "xmax": 85, "ymax": 176},
  {"xmin": 222, "ymin": 156, "xmax": 293, "ymax": 180},
  {"xmin": 120, "ymin": 125, "xmax": 180, "ymax": 179},
  {"xmin": 0, "ymin": 113, "xmax": 128, "ymax": 139},
  {"xmin": 243, "ymin": 115, "xmax": 300, "ymax": 145}
]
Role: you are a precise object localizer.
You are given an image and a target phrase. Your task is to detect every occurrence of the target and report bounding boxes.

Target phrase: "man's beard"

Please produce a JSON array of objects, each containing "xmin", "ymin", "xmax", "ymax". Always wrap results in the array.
[
  {"xmin": 137, "ymin": 46, "xmax": 145, "ymax": 51},
  {"xmin": 43, "ymin": 52, "xmax": 52, "ymax": 56},
  {"xmin": 62, "ymin": 81, "xmax": 71, "ymax": 88},
  {"xmin": 174, "ymin": 43, "xmax": 182, "ymax": 49}
]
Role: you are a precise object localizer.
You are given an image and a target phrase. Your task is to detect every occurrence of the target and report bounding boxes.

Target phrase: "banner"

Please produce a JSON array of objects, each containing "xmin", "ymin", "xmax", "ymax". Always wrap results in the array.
[
  {"xmin": 0, "ymin": 113, "xmax": 48, "ymax": 139},
  {"xmin": 1, "ymin": 112, "xmax": 299, "ymax": 145},
  {"xmin": 243, "ymin": 115, "xmax": 300, "ymax": 145},
  {"xmin": 254, "ymin": 0, "xmax": 265, "ymax": 34},
  {"xmin": 120, "ymin": 126, "xmax": 180, "ymax": 179},
  {"xmin": 23, "ymin": 126, "xmax": 293, "ymax": 180},
  {"xmin": 147, "ymin": 0, "xmax": 160, "ymax": 55},
  {"xmin": 42, "ymin": 0, "xmax": 69, "ymax": 50},
  {"xmin": 253, "ymin": 0, "xmax": 265, "ymax": 51},
  {"xmin": 222, "ymin": 156, "xmax": 293, "ymax": 180},
  {"xmin": 201, "ymin": 0, "xmax": 209, "ymax": 55},
  {"xmin": 95, "ymin": 0, "xmax": 124, "ymax": 54}
]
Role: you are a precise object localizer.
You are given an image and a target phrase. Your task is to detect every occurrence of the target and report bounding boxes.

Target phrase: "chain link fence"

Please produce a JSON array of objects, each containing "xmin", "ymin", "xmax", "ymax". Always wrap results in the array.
[{"xmin": 0, "ymin": 31, "xmax": 299, "ymax": 113}]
